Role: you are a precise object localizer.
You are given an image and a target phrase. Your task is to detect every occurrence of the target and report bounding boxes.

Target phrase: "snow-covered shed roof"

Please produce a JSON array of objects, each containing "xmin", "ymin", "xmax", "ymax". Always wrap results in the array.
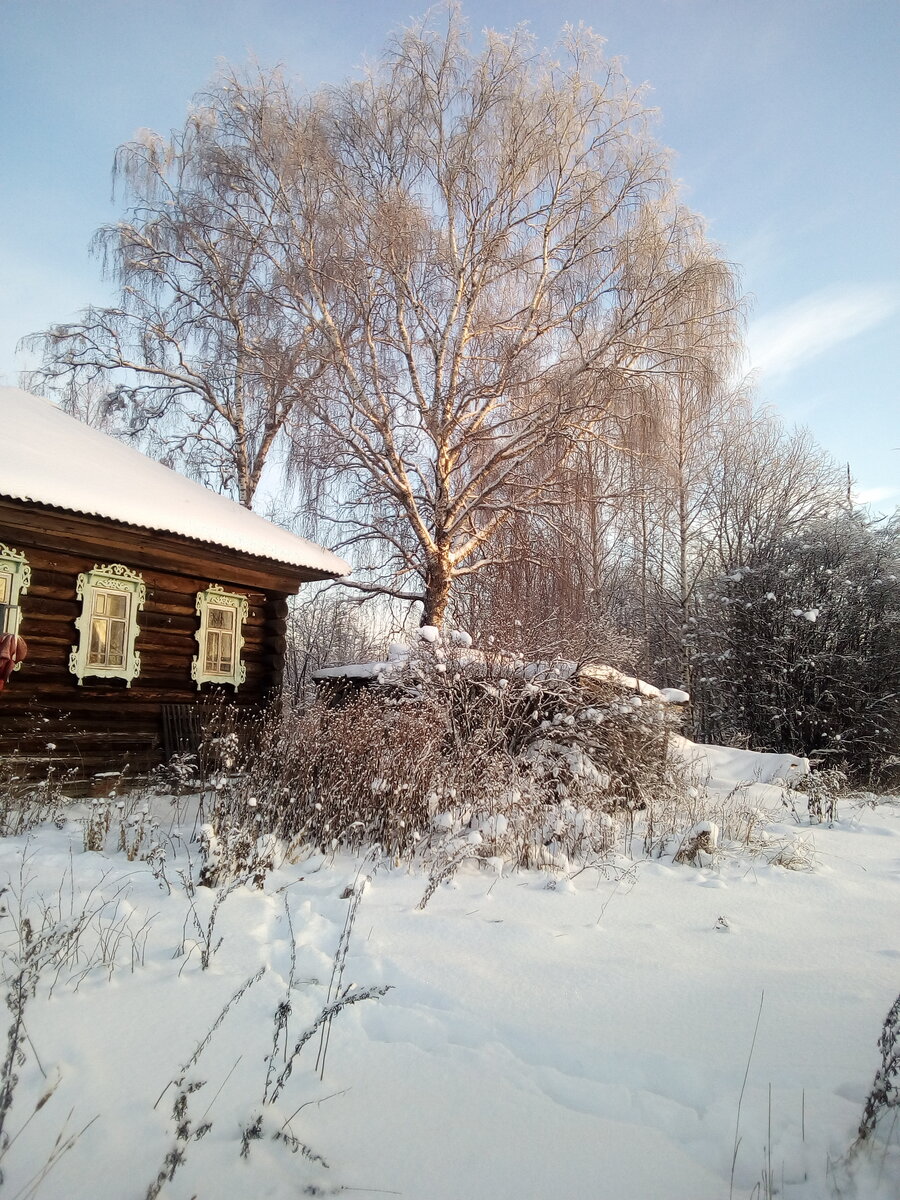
[
  {"xmin": 1, "ymin": 388, "xmax": 349, "ymax": 578},
  {"xmin": 312, "ymin": 628, "xmax": 692, "ymax": 704}
]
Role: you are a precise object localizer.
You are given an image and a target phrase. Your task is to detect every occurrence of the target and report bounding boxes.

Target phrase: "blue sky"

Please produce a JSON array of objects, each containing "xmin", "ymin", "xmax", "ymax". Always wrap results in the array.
[{"xmin": 2, "ymin": 0, "xmax": 897, "ymax": 509}]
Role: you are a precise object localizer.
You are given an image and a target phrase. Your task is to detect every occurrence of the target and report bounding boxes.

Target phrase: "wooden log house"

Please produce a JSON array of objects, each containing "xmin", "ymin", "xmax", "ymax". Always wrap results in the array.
[{"xmin": 0, "ymin": 388, "xmax": 349, "ymax": 784}]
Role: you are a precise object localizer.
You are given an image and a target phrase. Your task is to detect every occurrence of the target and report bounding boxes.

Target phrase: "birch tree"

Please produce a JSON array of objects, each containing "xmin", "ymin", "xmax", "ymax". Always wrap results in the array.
[
  {"xmin": 261, "ymin": 11, "xmax": 741, "ymax": 624},
  {"xmin": 27, "ymin": 9, "xmax": 741, "ymax": 607},
  {"xmin": 25, "ymin": 73, "xmax": 326, "ymax": 507}
]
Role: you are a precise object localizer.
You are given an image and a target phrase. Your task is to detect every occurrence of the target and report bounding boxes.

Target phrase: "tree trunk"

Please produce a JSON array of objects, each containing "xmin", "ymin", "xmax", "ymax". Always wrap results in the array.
[{"xmin": 421, "ymin": 553, "xmax": 453, "ymax": 628}]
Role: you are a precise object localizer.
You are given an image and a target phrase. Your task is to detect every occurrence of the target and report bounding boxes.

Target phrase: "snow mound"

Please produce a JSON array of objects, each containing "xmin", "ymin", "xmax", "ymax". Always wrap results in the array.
[{"xmin": 671, "ymin": 735, "xmax": 810, "ymax": 787}]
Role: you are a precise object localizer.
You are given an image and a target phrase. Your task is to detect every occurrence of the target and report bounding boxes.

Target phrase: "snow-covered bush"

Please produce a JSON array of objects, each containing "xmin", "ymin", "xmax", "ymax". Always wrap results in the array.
[
  {"xmin": 791, "ymin": 765, "xmax": 847, "ymax": 824},
  {"xmin": 197, "ymin": 690, "xmax": 449, "ymax": 867},
  {"xmin": 0, "ymin": 747, "xmax": 76, "ymax": 837},
  {"xmin": 422, "ymin": 790, "xmax": 621, "ymax": 880},
  {"xmin": 200, "ymin": 627, "xmax": 692, "ymax": 874},
  {"xmin": 149, "ymin": 750, "xmax": 200, "ymax": 796},
  {"xmin": 194, "ymin": 627, "xmax": 842, "ymax": 878},
  {"xmin": 197, "ymin": 822, "xmax": 276, "ymax": 890},
  {"xmin": 857, "ymin": 989, "xmax": 900, "ymax": 1146}
]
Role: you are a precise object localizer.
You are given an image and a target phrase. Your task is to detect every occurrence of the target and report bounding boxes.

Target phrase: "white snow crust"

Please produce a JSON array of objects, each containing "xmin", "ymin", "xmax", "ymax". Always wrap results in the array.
[
  {"xmin": 1, "ymin": 783, "xmax": 898, "ymax": 1199},
  {"xmin": 1, "ymin": 388, "xmax": 349, "ymax": 577}
]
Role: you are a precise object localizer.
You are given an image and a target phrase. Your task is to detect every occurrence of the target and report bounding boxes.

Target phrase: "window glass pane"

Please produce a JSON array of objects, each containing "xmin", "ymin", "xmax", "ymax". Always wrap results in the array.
[
  {"xmin": 108, "ymin": 620, "xmax": 126, "ymax": 666},
  {"xmin": 205, "ymin": 629, "xmax": 220, "ymax": 673},
  {"xmin": 88, "ymin": 618, "xmax": 107, "ymax": 665},
  {"xmin": 208, "ymin": 606, "xmax": 233, "ymax": 630},
  {"xmin": 86, "ymin": 591, "xmax": 132, "ymax": 667},
  {"xmin": 204, "ymin": 624, "xmax": 236, "ymax": 674},
  {"xmin": 0, "ymin": 574, "xmax": 9, "ymax": 604}
]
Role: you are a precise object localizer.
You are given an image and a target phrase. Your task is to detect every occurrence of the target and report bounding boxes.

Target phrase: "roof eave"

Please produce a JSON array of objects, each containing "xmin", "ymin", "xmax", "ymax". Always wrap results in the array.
[{"xmin": 0, "ymin": 493, "xmax": 350, "ymax": 586}]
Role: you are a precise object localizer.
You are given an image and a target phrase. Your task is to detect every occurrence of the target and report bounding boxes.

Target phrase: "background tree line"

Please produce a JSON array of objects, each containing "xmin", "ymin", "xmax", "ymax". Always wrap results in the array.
[{"xmin": 26, "ymin": 7, "xmax": 898, "ymax": 782}]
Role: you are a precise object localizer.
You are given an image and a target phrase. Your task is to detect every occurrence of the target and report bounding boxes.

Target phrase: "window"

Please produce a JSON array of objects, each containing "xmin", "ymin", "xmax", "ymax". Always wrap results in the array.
[
  {"xmin": 69, "ymin": 564, "xmax": 145, "ymax": 686},
  {"xmin": 0, "ymin": 543, "xmax": 31, "ymax": 637},
  {"xmin": 88, "ymin": 589, "xmax": 130, "ymax": 669},
  {"xmin": 192, "ymin": 586, "xmax": 248, "ymax": 691}
]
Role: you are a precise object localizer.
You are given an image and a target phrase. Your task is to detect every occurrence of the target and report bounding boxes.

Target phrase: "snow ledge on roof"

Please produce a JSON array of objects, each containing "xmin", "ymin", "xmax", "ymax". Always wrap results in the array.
[{"xmin": 1, "ymin": 388, "xmax": 349, "ymax": 578}]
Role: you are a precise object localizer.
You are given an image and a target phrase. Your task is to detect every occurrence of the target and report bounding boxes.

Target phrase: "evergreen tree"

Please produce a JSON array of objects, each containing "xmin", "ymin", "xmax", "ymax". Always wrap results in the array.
[{"xmin": 691, "ymin": 511, "xmax": 900, "ymax": 784}]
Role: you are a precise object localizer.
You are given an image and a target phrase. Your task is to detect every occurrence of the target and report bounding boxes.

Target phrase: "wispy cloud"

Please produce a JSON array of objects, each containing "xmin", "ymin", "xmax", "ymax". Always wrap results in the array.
[
  {"xmin": 853, "ymin": 485, "xmax": 899, "ymax": 508},
  {"xmin": 747, "ymin": 284, "xmax": 899, "ymax": 378}
]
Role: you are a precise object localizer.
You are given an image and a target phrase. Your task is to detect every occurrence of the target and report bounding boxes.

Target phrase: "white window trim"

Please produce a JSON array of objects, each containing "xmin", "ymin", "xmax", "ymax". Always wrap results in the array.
[
  {"xmin": 192, "ymin": 585, "xmax": 248, "ymax": 691},
  {"xmin": 69, "ymin": 563, "xmax": 145, "ymax": 687},
  {"xmin": 0, "ymin": 543, "xmax": 31, "ymax": 646}
]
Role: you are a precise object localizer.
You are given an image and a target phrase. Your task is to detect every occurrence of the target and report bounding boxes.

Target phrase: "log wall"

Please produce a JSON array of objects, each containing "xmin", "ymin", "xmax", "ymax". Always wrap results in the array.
[{"xmin": 0, "ymin": 498, "xmax": 313, "ymax": 784}]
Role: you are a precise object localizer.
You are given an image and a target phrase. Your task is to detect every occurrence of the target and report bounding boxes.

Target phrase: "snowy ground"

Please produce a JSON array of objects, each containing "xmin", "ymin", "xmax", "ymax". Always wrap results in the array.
[{"xmin": 1, "ymin": 787, "xmax": 899, "ymax": 1199}]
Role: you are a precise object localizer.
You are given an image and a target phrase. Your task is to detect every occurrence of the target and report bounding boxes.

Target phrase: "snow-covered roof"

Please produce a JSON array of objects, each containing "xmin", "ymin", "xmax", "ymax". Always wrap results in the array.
[
  {"xmin": 313, "ymin": 629, "xmax": 691, "ymax": 704},
  {"xmin": 1, "ymin": 388, "xmax": 349, "ymax": 578},
  {"xmin": 579, "ymin": 664, "xmax": 689, "ymax": 704}
]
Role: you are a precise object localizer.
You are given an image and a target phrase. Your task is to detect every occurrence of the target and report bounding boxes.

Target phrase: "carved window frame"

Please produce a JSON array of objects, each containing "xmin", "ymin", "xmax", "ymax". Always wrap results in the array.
[
  {"xmin": 192, "ymin": 586, "xmax": 248, "ymax": 691},
  {"xmin": 0, "ymin": 543, "xmax": 31, "ymax": 642},
  {"xmin": 69, "ymin": 564, "xmax": 145, "ymax": 687}
]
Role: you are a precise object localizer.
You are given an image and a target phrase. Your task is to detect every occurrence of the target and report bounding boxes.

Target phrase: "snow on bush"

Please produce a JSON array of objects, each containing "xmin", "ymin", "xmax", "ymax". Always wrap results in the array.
[
  {"xmin": 199, "ymin": 627, "xmax": 693, "ymax": 875},
  {"xmin": 187, "ymin": 627, "xmax": 841, "ymax": 882}
]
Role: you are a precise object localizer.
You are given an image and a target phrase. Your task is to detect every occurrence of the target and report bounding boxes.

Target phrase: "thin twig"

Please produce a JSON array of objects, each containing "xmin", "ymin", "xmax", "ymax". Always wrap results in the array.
[{"xmin": 730, "ymin": 990, "xmax": 765, "ymax": 1200}]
